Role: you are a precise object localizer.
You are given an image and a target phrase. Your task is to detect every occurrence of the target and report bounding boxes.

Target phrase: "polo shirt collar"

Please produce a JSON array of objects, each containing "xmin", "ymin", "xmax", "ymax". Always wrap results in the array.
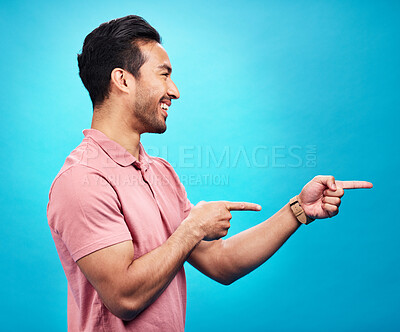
[{"xmin": 83, "ymin": 129, "xmax": 153, "ymax": 170}]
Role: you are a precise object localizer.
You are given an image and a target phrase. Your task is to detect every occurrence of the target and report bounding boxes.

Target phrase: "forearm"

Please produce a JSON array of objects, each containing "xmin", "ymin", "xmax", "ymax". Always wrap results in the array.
[
  {"xmin": 117, "ymin": 220, "xmax": 202, "ymax": 320},
  {"xmin": 81, "ymin": 200, "xmax": 248, "ymax": 320},
  {"xmin": 188, "ymin": 176, "xmax": 371, "ymax": 285},
  {"xmin": 217, "ymin": 203, "xmax": 301, "ymax": 284}
]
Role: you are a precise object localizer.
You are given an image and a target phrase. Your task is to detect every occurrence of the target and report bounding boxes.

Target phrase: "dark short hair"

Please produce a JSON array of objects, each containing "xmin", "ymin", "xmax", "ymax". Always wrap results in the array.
[{"xmin": 77, "ymin": 15, "xmax": 161, "ymax": 107}]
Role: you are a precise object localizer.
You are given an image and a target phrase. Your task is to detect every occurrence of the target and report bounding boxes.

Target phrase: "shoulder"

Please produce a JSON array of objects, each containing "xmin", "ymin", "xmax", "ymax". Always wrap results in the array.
[
  {"xmin": 49, "ymin": 137, "xmax": 111, "ymax": 198},
  {"xmin": 47, "ymin": 163, "xmax": 122, "ymax": 235},
  {"xmin": 49, "ymin": 164, "xmax": 109, "ymax": 200}
]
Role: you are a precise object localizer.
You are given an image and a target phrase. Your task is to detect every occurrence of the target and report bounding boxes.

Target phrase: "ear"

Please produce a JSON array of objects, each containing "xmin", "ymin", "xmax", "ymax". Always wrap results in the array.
[{"xmin": 110, "ymin": 68, "xmax": 135, "ymax": 94}]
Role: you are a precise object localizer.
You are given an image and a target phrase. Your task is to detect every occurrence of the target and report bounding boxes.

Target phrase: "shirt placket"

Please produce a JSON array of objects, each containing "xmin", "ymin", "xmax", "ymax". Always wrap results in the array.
[{"xmin": 140, "ymin": 165, "xmax": 174, "ymax": 236}]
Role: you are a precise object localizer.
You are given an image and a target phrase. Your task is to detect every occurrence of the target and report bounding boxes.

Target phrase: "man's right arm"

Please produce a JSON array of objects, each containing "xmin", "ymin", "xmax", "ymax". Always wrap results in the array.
[
  {"xmin": 77, "ymin": 200, "xmax": 260, "ymax": 321},
  {"xmin": 77, "ymin": 219, "xmax": 200, "ymax": 321}
]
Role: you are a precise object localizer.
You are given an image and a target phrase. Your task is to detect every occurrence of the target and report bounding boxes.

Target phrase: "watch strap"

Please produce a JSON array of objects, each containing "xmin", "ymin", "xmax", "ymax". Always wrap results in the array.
[{"xmin": 289, "ymin": 195, "xmax": 314, "ymax": 225}]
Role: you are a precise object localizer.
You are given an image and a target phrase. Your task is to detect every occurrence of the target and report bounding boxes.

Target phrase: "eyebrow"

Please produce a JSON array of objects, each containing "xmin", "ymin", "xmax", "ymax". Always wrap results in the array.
[{"xmin": 157, "ymin": 64, "xmax": 172, "ymax": 74}]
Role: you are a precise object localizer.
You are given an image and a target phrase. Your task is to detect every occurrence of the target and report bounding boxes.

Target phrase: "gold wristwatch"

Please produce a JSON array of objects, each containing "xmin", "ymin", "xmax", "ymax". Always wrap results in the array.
[{"xmin": 289, "ymin": 195, "xmax": 314, "ymax": 225}]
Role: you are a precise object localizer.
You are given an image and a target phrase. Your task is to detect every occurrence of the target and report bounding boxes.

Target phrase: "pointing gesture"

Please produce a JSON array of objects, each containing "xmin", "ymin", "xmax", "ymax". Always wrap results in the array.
[
  {"xmin": 298, "ymin": 175, "xmax": 373, "ymax": 219},
  {"xmin": 187, "ymin": 201, "xmax": 262, "ymax": 241},
  {"xmin": 336, "ymin": 180, "xmax": 373, "ymax": 190},
  {"xmin": 224, "ymin": 201, "xmax": 262, "ymax": 211}
]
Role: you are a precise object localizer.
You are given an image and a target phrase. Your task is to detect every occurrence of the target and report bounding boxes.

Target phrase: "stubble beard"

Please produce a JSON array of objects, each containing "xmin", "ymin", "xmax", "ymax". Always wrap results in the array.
[{"xmin": 133, "ymin": 87, "xmax": 166, "ymax": 134}]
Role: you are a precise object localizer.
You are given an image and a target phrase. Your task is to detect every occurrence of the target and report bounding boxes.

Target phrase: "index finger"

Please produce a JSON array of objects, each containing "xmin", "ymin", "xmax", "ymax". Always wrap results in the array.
[
  {"xmin": 224, "ymin": 201, "xmax": 262, "ymax": 211},
  {"xmin": 336, "ymin": 180, "xmax": 373, "ymax": 189}
]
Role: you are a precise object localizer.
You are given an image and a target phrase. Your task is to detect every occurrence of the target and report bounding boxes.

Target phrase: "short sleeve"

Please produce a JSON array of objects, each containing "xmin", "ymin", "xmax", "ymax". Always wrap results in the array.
[{"xmin": 47, "ymin": 165, "xmax": 132, "ymax": 261}]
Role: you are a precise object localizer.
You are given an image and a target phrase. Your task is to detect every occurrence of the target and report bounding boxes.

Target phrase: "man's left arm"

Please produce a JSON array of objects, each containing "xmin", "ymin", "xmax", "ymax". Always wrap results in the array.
[{"xmin": 187, "ymin": 175, "xmax": 373, "ymax": 285}]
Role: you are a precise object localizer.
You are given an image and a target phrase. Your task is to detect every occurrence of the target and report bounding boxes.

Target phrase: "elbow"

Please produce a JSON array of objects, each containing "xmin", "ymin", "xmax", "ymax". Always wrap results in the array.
[
  {"xmin": 213, "ymin": 261, "xmax": 241, "ymax": 285},
  {"xmin": 106, "ymin": 296, "xmax": 142, "ymax": 321},
  {"xmin": 218, "ymin": 278, "xmax": 233, "ymax": 286},
  {"xmin": 117, "ymin": 308, "xmax": 140, "ymax": 322},
  {"xmin": 218, "ymin": 276, "xmax": 238, "ymax": 286},
  {"xmin": 213, "ymin": 273, "xmax": 239, "ymax": 286}
]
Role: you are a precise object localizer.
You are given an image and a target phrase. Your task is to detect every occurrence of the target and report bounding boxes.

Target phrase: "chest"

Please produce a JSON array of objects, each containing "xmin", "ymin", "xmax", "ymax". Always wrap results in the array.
[{"xmin": 109, "ymin": 167, "xmax": 183, "ymax": 258}]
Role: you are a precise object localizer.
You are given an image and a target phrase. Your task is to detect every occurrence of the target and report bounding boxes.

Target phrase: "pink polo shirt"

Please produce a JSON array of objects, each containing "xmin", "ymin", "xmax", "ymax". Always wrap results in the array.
[{"xmin": 47, "ymin": 129, "xmax": 193, "ymax": 331}]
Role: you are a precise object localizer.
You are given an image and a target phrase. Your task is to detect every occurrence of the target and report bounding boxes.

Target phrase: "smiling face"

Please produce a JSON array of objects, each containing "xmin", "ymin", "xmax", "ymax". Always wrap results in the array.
[{"xmin": 131, "ymin": 42, "xmax": 180, "ymax": 134}]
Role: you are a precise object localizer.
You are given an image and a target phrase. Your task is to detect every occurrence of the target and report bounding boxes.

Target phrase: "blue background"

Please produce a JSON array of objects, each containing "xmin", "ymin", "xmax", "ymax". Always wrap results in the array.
[{"xmin": 1, "ymin": 0, "xmax": 399, "ymax": 331}]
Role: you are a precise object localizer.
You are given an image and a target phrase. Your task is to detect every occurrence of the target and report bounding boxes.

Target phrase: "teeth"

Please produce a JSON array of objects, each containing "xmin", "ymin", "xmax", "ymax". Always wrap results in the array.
[{"xmin": 160, "ymin": 103, "xmax": 169, "ymax": 111}]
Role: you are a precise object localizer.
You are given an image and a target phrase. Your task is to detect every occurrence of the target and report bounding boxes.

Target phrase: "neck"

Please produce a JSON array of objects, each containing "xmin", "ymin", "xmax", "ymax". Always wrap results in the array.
[{"xmin": 91, "ymin": 104, "xmax": 141, "ymax": 160}]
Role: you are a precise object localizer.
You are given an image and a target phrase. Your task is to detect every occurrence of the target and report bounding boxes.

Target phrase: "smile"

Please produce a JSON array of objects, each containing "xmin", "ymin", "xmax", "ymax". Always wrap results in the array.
[
  {"xmin": 160, "ymin": 103, "xmax": 169, "ymax": 111},
  {"xmin": 160, "ymin": 102, "xmax": 169, "ymax": 118}
]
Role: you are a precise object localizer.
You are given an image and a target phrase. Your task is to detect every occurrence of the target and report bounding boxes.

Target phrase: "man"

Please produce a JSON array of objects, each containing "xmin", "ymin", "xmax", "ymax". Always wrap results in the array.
[{"xmin": 47, "ymin": 15, "xmax": 372, "ymax": 331}]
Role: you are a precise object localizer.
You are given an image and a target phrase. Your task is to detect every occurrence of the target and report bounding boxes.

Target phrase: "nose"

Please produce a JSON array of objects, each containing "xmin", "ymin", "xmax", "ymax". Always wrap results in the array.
[{"xmin": 167, "ymin": 79, "xmax": 180, "ymax": 100}]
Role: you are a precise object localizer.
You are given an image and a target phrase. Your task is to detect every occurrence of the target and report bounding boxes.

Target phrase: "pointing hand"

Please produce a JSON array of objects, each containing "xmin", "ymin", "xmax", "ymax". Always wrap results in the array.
[
  {"xmin": 298, "ymin": 175, "xmax": 373, "ymax": 219},
  {"xmin": 187, "ymin": 201, "xmax": 262, "ymax": 241}
]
